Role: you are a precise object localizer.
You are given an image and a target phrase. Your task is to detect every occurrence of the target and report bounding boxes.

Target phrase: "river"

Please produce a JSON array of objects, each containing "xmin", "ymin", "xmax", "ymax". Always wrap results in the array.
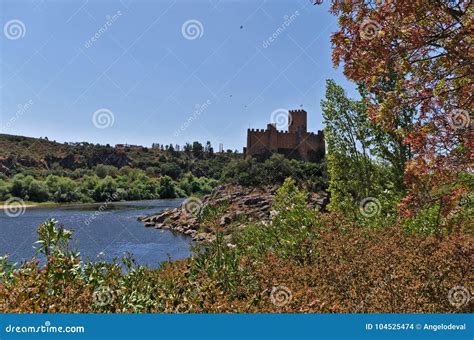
[{"xmin": 0, "ymin": 199, "xmax": 192, "ymax": 268}]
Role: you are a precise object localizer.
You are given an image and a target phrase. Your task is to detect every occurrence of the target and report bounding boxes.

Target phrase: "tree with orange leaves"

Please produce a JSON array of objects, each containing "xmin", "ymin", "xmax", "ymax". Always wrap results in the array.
[{"xmin": 327, "ymin": 0, "xmax": 472, "ymax": 223}]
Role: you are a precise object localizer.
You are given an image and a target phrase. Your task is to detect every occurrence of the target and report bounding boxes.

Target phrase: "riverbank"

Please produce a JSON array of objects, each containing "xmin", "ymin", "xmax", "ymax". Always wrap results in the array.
[
  {"xmin": 139, "ymin": 185, "xmax": 328, "ymax": 242},
  {"xmin": 0, "ymin": 201, "xmax": 42, "ymax": 210},
  {"xmin": 2, "ymin": 178, "xmax": 471, "ymax": 313},
  {"xmin": 0, "ymin": 198, "xmax": 185, "ymax": 211}
]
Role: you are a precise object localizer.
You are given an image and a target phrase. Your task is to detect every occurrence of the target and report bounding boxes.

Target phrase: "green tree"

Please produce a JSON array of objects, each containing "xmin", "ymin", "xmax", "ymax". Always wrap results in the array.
[
  {"xmin": 192, "ymin": 142, "xmax": 204, "ymax": 159},
  {"xmin": 46, "ymin": 176, "xmax": 79, "ymax": 202},
  {"xmin": 28, "ymin": 180, "xmax": 50, "ymax": 202},
  {"xmin": 321, "ymin": 80, "xmax": 408, "ymax": 214},
  {"xmin": 160, "ymin": 163, "xmax": 182, "ymax": 180},
  {"xmin": 158, "ymin": 176, "xmax": 177, "ymax": 198},
  {"xmin": 92, "ymin": 176, "xmax": 118, "ymax": 202}
]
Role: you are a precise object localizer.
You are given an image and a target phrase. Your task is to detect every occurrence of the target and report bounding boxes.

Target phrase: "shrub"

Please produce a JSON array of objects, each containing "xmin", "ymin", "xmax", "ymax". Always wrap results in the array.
[
  {"xmin": 1, "ymin": 181, "xmax": 472, "ymax": 314},
  {"xmin": 158, "ymin": 176, "xmax": 177, "ymax": 198},
  {"xmin": 28, "ymin": 180, "xmax": 50, "ymax": 202},
  {"xmin": 235, "ymin": 177, "xmax": 320, "ymax": 262}
]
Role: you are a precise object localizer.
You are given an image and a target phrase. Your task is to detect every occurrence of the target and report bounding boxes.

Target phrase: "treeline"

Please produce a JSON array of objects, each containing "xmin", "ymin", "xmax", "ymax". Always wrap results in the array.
[
  {"xmin": 1, "ymin": 133, "xmax": 328, "ymax": 204},
  {"xmin": 0, "ymin": 154, "xmax": 327, "ymax": 203},
  {"xmin": 0, "ymin": 169, "xmax": 217, "ymax": 203},
  {"xmin": 0, "ymin": 137, "xmax": 238, "ymax": 180}
]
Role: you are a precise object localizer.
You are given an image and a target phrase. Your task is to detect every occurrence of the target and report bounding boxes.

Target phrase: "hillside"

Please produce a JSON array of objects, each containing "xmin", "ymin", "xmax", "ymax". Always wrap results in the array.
[
  {"xmin": 0, "ymin": 134, "xmax": 240, "ymax": 178},
  {"xmin": 0, "ymin": 134, "xmax": 327, "ymax": 204}
]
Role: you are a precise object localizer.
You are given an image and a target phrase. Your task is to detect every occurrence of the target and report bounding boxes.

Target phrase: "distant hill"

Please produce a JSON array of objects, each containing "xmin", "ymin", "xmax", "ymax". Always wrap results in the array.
[{"xmin": 0, "ymin": 134, "xmax": 240, "ymax": 179}]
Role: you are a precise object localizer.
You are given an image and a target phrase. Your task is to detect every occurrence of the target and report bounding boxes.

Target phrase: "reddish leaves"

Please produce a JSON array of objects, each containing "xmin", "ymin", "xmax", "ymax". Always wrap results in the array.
[{"xmin": 328, "ymin": 0, "xmax": 473, "ymax": 216}]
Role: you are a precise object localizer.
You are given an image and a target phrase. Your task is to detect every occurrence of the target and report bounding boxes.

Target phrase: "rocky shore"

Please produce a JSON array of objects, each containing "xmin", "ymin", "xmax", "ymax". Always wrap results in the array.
[{"xmin": 138, "ymin": 185, "xmax": 328, "ymax": 242}]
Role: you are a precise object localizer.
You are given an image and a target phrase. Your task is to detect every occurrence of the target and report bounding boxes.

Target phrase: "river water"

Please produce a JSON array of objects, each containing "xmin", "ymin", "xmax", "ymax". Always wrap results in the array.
[{"xmin": 0, "ymin": 199, "xmax": 192, "ymax": 267}]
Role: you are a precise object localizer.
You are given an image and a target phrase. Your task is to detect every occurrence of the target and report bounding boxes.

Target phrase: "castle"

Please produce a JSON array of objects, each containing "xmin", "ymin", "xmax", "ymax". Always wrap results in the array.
[{"xmin": 244, "ymin": 109, "xmax": 325, "ymax": 161}]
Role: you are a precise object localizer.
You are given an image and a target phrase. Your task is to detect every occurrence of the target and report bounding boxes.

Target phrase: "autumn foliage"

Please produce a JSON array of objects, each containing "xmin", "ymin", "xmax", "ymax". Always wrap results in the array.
[
  {"xmin": 328, "ymin": 0, "xmax": 473, "ymax": 217},
  {"xmin": 1, "ymin": 180, "xmax": 472, "ymax": 313},
  {"xmin": 1, "ymin": 215, "xmax": 472, "ymax": 313}
]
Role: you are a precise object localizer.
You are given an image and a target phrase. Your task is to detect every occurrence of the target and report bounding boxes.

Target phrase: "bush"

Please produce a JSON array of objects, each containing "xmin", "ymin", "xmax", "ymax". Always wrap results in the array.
[
  {"xmin": 235, "ymin": 177, "xmax": 320, "ymax": 262},
  {"xmin": 28, "ymin": 179, "xmax": 50, "ymax": 202},
  {"xmin": 158, "ymin": 176, "xmax": 177, "ymax": 198},
  {"xmin": 179, "ymin": 174, "xmax": 216, "ymax": 196},
  {"xmin": 160, "ymin": 163, "xmax": 182, "ymax": 180},
  {"xmin": 92, "ymin": 176, "xmax": 118, "ymax": 202},
  {"xmin": 1, "ymin": 192, "xmax": 471, "ymax": 313},
  {"xmin": 46, "ymin": 175, "xmax": 80, "ymax": 202},
  {"xmin": 95, "ymin": 165, "xmax": 118, "ymax": 179}
]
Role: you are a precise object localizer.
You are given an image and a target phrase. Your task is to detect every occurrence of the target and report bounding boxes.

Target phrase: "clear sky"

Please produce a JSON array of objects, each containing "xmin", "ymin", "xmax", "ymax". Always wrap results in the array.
[{"xmin": 0, "ymin": 0, "xmax": 356, "ymax": 151}]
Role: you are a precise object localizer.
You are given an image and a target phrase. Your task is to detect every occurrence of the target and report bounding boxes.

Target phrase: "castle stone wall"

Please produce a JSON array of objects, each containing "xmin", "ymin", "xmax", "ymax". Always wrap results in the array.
[{"xmin": 245, "ymin": 110, "xmax": 325, "ymax": 161}]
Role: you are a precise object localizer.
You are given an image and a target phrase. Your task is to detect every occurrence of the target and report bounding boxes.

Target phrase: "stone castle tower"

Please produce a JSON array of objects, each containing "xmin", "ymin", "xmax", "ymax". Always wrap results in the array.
[{"xmin": 244, "ymin": 109, "xmax": 325, "ymax": 161}]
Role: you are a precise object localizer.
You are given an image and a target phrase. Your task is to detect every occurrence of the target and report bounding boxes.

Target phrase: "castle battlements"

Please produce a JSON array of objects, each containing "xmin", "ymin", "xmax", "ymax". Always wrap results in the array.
[{"xmin": 245, "ymin": 109, "xmax": 325, "ymax": 162}]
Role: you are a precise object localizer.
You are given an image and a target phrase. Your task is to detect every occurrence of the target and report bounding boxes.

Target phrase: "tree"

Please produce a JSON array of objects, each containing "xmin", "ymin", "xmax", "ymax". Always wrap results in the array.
[
  {"xmin": 160, "ymin": 163, "xmax": 182, "ymax": 180},
  {"xmin": 95, "ymin": 164, "xmax": 118, "ymax": 179},
  {"xmin": 192, "ymin": 142, "xmax": 204, "ymax": 159},
  {"xmin": 10, "ymin": 174, "xmax": 30, "ymax": 198},
  {"xmin": 28, "ymin": 180, "xmax": 50, "ymax": 202},
  {"xmin": 205, "ymin": 141, "xmax": 214, "ymax": 155},
  {"xmin": 158, "ymin": 176, "xmax": 177, "ymax": 198},
  {"xmin": 327, "ymin": 0, "xmax": 472, "ymax": 217},
  {"xmin": 321, "ymin": 79, "xmax": 411, "ymax": 212},
  {"xmin": 92, "ymin": 176, "xmax": 118, "ymax": 202},
  {"xmin": 183, "ymin": 143, "xmax": 192, "ymax": 154}
]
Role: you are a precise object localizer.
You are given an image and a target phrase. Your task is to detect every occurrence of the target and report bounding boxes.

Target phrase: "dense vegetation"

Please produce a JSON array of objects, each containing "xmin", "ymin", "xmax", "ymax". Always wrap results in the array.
[
  {"xmin": 1, "ymin": 179, "xmax": 471, "ymax": 313},
  {"xmin": 0, "ymin": 135, "xmax": 326, "ymax": 203},
  {"xmin": 328, "ymin": 0, "xmax": 472, "ymax": 220},
  {"xmin": 0, "ymin": 170, "xmax": 217, "ymax": 202}
]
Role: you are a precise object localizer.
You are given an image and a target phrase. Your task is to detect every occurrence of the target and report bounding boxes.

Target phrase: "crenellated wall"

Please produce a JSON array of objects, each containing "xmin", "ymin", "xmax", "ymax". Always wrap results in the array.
[{"xmin": 246, "ymin": 110, "xmax": 325, "ymax": 161}]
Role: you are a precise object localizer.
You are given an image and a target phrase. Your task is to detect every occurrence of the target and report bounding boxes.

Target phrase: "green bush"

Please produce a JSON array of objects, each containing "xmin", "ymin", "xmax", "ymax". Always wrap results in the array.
[
  {"xmin": 235, "ymin": 177, "xmax": 320, "ymax": 263},
  {"xmin": 158, "ymin": 176, "xmax": 177, "ymax": 198},
  {"xmin": 28, "ymin": 179, "xmax": 50, "ymax": 202}
]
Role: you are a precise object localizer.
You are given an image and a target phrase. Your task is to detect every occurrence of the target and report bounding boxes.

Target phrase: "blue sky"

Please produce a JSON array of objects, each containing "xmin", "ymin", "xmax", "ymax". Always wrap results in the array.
[{"xmin": 0, "ymin": 0, "xmax": 356, "ymax": 151}]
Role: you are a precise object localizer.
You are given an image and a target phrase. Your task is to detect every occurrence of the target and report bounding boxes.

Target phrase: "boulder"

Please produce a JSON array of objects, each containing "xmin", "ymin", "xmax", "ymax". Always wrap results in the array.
[
  {"xmin": 243, "ymin": 197, "xmax": 265, "ymax": 205},
  {"xmin": 219, "ymin": 214, "xmax": 232, "ymax": 226}
]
